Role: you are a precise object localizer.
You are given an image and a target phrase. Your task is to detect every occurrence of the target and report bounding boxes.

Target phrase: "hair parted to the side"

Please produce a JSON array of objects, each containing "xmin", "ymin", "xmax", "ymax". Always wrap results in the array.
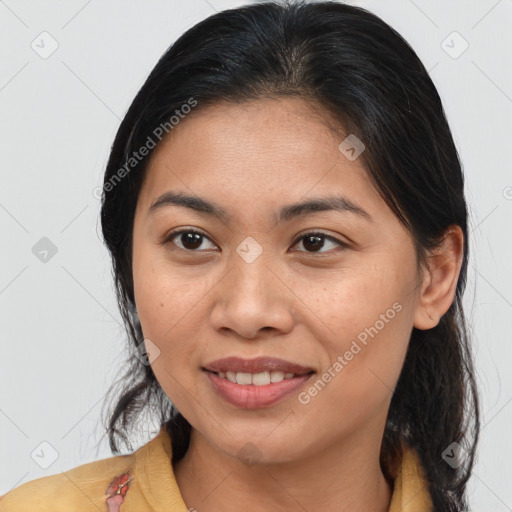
[{"xmin": 99, "ymin": 2, "xmax": 480, "ymax": 510}]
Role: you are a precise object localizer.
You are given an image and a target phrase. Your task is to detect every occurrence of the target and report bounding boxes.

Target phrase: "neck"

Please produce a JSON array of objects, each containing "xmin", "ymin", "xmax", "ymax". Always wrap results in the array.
[{"xmin": 173, "ymin": 425, "xmax": 393, "ymax": 512}]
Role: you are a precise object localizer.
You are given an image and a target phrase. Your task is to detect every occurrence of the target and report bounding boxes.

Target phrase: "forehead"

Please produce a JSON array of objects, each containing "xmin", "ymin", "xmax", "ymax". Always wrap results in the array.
[{"xmin": 138, "ymin": 97, "xmax": 387, "ymax": 224}]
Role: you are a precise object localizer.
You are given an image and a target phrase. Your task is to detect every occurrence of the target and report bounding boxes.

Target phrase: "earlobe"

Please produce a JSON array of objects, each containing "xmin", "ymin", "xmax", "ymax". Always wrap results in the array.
[{"xmin": 413, "ymin": 225, "xmax": 464, "ymax": 331}]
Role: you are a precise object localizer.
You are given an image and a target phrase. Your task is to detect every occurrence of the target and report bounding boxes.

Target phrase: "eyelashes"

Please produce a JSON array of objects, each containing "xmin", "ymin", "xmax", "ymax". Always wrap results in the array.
[
  {"xmin": 162, "ymin": 228, "xmax": 216, "ymax": 251},
  {"xmin": 161, "ymin": 228, "xmax": 349, "ymax": 255},
  {"xmin": 290, "ymin": 232, "xmax": 349, "ymax": 254}
]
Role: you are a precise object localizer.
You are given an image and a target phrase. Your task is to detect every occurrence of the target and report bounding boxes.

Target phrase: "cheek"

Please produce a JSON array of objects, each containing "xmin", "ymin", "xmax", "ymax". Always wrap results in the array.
[
  {"xmin": 133, "ymin": 263, "xmax": 206, "ymax": 411},
  {"xmin": 297, "ymin": 259, "xmax": 408, "ymax": 341},
  {"xmin": 298, "ymin": 261, "xmax": 415, "ymax": 409},
  {"xmin": 132, "ymin": 251, "xmax": 223, "ymax": 389},
  {"xmin": 134, "ymin": 245, "xmax": 204, "ymax": 335}
]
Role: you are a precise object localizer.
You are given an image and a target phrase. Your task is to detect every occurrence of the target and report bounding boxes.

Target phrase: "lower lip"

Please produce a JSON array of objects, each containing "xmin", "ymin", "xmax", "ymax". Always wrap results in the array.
[{"xmin": 205, "ymin": 371, "xmax": 313, "ymax": 409}]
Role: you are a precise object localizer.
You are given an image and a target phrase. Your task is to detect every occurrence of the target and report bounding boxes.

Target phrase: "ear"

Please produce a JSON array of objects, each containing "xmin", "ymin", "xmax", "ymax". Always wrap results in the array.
[{"xmin": 413, "ymin": 225, "xmax": 464, "ymax": 330}]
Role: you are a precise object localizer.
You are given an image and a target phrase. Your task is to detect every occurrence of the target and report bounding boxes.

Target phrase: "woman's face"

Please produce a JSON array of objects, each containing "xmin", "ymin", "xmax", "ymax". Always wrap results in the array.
[{"xmin": 132, "ymin": 97, "xmax": 425, "ymax": 463}]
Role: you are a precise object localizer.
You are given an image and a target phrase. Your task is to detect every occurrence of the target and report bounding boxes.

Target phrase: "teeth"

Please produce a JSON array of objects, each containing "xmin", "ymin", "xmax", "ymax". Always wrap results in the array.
[
  {"xmin": 252, "ymin": 371, "xmax": 271, "ymax": 386},
  {"xmin": 216, "ymin": 370, "xmax": 299, "ymax": 384},
  {"xmin": 270, "ymin": 371, "xmax": 284, "ymax": 383},
  {"xmin": 236, "ymin": 372, "xmax": 252, "ymax": 385}
]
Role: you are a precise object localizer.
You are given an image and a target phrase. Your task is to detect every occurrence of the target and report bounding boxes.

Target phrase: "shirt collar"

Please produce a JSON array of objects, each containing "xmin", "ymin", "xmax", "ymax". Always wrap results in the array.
[{"xmin": 134, "ymin": 427, "xmax": 432, "ymax": 511}]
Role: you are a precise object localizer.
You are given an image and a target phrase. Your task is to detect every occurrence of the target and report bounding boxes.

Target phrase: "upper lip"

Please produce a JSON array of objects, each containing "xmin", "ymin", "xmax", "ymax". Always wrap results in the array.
[{"xmin": 203, "ymin": 357, "xmax": 314, "ymax": 375}]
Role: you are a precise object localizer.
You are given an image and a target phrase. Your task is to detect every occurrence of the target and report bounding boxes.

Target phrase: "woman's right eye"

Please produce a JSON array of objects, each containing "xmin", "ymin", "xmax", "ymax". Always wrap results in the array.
[{"xmin": 163, "ymin": 229, "xmax": 218, "ymax": 252}]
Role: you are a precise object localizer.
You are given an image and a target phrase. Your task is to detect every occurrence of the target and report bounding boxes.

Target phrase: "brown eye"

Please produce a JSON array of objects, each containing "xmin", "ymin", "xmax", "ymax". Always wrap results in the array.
[
  {"xmin": 163, "ymin": 229, "xmax": 217, "ymax": 252},
  {"xmin": 291, "ymin": 232, "xmax": 348, "ymax": 254}
]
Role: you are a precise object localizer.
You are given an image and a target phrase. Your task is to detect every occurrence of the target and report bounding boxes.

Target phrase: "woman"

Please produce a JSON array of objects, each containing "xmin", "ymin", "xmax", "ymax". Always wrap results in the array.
[{"xmin": 0, "ymin": 1, "xmax": 479, "ymax": 511}]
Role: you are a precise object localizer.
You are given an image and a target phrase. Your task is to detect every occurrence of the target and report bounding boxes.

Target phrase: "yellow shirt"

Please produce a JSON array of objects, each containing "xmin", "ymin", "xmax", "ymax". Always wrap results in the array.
[{"xmin": 0, "ymin": 427, "xmax": 433, "ymax": 511}]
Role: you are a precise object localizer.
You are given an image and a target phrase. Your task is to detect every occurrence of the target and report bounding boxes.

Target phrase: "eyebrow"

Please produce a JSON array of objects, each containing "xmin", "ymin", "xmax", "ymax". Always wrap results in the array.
[{"xmin": 147, "ymin": 190, "xmax": 374, "ymax": 224}]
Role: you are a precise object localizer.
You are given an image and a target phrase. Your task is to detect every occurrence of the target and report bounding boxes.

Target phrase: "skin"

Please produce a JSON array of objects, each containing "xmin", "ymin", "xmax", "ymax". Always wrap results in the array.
[{"xmin": 131, "ymin": 97, "xmax": 463, "ymax": 512}]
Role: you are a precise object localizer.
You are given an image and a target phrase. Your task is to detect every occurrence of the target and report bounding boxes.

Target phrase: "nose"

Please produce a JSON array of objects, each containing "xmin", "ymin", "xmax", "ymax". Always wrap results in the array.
[{"xmin": 209, "ymin": 249, "xmax": 295, "ymax": 340}]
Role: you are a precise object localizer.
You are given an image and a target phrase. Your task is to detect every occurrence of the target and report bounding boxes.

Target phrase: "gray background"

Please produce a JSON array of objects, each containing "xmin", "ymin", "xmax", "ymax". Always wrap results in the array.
[{"xmin": 1, "ymin": 0, "xmax": 511, "ymax": 510}]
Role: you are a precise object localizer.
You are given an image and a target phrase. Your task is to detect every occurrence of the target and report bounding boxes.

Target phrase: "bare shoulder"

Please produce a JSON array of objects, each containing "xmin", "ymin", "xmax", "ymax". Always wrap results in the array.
[{"xmin": 0, "ymin": 450, "xmax": 136, "ymax": 511}]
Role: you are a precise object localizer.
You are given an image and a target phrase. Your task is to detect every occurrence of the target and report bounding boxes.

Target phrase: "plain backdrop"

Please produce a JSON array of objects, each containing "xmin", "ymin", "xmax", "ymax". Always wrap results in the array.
[{"xmin": 0, "ymin": 0, "xmax": 511, "ymax": 510}]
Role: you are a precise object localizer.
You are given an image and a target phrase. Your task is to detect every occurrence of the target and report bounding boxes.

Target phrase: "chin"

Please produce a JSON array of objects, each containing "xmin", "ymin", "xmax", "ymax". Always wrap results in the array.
[{"xmin": 202, "ymin": 427, "xmax": 310, "ymax": 467}]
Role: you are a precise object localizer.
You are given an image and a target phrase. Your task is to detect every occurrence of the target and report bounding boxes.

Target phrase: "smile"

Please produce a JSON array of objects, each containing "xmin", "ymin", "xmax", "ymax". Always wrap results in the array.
[{"xmin": 212, "ymin": 370, "xmax": 299, "ymax": 385}]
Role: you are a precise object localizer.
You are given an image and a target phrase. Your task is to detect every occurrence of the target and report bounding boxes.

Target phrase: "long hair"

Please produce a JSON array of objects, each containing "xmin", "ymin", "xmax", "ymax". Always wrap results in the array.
[{"xmin": 99, "ymin": 2, "xmax": 480, "ymax": 510}]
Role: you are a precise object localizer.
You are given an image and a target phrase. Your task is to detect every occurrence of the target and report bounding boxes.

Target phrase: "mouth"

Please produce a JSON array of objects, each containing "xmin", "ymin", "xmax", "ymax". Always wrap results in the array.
[
  {"xmin": 202, "ymin": 356, "xmax": 315, "ymax": 408},
  {"xmin": 203, "ymin": 356, "xmax": 314, "ymax": 376},
  {"xmin": 204, "ymin": 369, "xmax": 308, "ymax": 385}
]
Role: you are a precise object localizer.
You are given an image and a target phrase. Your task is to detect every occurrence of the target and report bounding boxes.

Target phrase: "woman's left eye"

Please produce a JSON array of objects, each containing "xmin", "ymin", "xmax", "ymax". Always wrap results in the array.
[
  {"xmin": 163, "ymin": 229, "xmax": 347, "ymax": 254},
  {"xmin": 290, "ymin": 232, "xmax": 348, "ymax": 254}
]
